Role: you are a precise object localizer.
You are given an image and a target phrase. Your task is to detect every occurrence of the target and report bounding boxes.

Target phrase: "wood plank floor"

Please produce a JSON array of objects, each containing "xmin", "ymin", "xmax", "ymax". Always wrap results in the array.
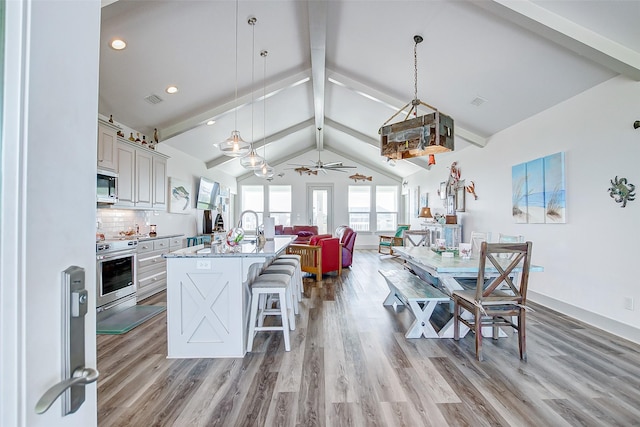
[{"xmin": 97, "ymin": 250, "xmax": 640, "ymax": 426}]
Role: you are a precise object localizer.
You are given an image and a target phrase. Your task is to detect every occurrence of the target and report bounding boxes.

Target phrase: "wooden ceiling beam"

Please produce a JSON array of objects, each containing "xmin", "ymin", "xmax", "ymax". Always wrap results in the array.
[
  {"xmin": 477, "ymin": 0, "xmax": 640, "ymax": 80},
  {"xmin": 308, "ymin": 0, "xmax": 328, "ymax": 150},
  {"xmin": 161, "ymin": 71, "xmax": 311, "ymax": 142}
]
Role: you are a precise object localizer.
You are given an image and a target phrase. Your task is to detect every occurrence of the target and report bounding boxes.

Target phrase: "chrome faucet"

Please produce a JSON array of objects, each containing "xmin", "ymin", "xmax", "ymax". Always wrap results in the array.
[
  {"xmin": 238, "ymin": 210, "xmax": 264, "ymax": 244},
  {"xmin": 238, "ymin": 210, "xmax": 260, "ymax": 233}
]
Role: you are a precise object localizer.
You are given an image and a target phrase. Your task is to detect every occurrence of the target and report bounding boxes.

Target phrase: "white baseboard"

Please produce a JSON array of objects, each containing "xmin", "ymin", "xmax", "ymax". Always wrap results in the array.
[{"xmin": 529, "ymin": 290, "xmax": 640, "ymax": 345}]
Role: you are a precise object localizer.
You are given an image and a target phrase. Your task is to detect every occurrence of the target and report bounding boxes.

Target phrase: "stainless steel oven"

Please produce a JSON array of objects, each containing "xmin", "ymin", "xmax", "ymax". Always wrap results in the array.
[{"xmin": 96, "ymin": 240, "xmax": 137, "ymax": 313}]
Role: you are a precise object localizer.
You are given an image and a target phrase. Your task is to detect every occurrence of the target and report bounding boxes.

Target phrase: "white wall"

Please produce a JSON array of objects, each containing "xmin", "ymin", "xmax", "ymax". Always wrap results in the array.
[
  {"xmin": 238, "ymin": 149, "xmax": 402, "ymax": 248},
  {"xmin": 405, "ymin": 75, "xmax": 640, "ymax": 342}
]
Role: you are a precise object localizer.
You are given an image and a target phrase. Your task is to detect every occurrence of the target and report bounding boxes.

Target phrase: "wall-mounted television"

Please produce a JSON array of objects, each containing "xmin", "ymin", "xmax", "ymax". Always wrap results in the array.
[{"xmin": 195, "ymin": 177, "xmax": 220, "ymax": 210}]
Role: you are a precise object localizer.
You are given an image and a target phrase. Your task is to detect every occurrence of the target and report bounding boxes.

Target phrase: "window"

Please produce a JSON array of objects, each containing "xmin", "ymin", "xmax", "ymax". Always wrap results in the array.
[
  {"xmin": 376, "ymin": 186, "xmax": 398, "ymax": 232},
  {"xmin": 268, "ymin": 185, "xmax": 292, "ymax": 226},
  {"xmin": 348, "ymin": 186, "xmax": 371, "ymax": 231},
  {"xmin": 240, "ymin": 185, "xmax": 264, "ymax": 231}
]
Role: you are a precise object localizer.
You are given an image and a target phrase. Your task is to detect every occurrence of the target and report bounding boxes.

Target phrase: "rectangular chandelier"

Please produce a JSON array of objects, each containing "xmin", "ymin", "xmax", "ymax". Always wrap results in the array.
[{"xmin": 380, "ymin": 110, "xmax": 454, "ymax": 160}]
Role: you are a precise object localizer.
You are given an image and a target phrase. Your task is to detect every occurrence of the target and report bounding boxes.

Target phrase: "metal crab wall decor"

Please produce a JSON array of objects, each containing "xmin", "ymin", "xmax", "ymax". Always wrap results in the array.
[{"xmin": 608, "ymin": 176, "xmax": 635, "ymax": 208}]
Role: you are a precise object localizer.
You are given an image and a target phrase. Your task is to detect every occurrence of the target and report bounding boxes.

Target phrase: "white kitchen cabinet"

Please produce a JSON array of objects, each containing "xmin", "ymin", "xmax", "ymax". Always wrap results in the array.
[
  {"xmin": 136, "ymin": 236, "xmax": 184, "ymax": 301},
  {"xmin": 97, "ymin": 119, "xmax": 119, "ymax": 172},
  {"xmin": 135, "ymin": 148, "xmax": 153, "ymax": 208},
  {"xmin": 115, "ymin": 138, "xmax": 168, "ymax": 210},
  {"xmin": 115, "ymin": 141, "xmax": 135, "ymax": 207},
  {"xmin": 152, "ymin": 155, "xmax": 167, "ymax": 210}
]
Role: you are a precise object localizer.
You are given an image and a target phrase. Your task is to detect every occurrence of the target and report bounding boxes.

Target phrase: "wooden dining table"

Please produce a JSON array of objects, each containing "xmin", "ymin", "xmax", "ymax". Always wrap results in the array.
[{"xmin": 392, "ymin": 246, "xmax": 544, "ymax": 338}]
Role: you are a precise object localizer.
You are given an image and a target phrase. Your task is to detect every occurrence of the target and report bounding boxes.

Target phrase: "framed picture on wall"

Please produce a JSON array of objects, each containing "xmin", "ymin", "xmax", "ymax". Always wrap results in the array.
[
  {"xmin": 420, "ymin": 192, "xmax": 428, "ymax": 209},
  {"xmin": 440, "ymin": 181, "xmax": 447, "ymax": 199},
  {"xmin": 169, "ymin": 177, "xmax": 192, "ymax": 214},
  {"xmin": 447, "ymin": 195, "xmax": 455, "ymax": 215},
  {"xmin": 456, "ymin": 180, "xmax": 465, "ymax": 212}
]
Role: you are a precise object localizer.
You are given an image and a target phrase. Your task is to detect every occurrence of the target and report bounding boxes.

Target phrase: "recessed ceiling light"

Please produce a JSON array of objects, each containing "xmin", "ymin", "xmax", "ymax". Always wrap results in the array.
[
  {"xmin": 110, "ymin": 39, "xmax": 126, "ymax": 50},
  {"xmin": 206, "ymin": 120, "xmax": 216, "ymax": 126},
  {"xmin": 166, "ymin": 86, "xmax": 178, "ymax": 94}
]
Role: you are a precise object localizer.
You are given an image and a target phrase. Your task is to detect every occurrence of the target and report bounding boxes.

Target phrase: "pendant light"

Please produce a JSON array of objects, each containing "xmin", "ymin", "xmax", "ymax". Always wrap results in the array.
[
  {"xmin": 240, "ymin": 17, "xmax": 266, "ymax": 169},
  {"xmin": 255, "ymin": 50, "xmax": 274, "ymax": 179},
  {"xmin": 218, "ymin": 0, "xmax": 250, "ymax": 157},
  {"xmin": 379, "ymin": 35, "xmax": 454, "ymax": 163}
]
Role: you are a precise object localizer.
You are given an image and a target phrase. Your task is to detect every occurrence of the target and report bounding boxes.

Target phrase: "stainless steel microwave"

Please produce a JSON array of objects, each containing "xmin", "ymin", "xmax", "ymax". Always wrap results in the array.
[{"xmin": 97, "ymin": 169, "xmax": 118, "ymax": 204}]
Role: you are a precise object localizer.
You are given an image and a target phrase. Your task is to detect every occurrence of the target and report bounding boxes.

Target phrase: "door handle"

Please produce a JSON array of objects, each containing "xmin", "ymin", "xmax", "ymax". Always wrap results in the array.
[
  {"xmin": 35, "ymin": 266, "xmax": 98, "ymax": 416},
  {"xmin": 35, "ymin": 367, "xmax": 99, "ymax": 414}
]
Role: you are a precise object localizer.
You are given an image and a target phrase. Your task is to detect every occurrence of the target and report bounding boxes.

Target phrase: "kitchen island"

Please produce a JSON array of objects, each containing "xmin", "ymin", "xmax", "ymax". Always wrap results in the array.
[{"xmin": 163, "ymin": 236, "xmax": 294, "ymax": 358}]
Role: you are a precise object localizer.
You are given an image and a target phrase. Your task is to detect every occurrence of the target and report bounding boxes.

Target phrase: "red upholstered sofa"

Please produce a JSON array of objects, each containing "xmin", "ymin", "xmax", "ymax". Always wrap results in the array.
[
  {"xmin": 286, "ymin": 234, "xmax": 341, "ymax": 281},
  {"xmin": 335, "ymin": 225, "xmax": 357, "ymax": 268},
  {"xmin": 275, "ymin": 225, "xmax": 318, "ymax": 243}
]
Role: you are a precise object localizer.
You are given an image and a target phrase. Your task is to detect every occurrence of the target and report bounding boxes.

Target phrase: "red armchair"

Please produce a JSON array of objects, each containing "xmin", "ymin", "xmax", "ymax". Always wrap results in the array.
[
  {"xmin": 286, "ymin": 234, "xmax": 341, "ymax": 281},
  {"xmin": 335, "ymin": 225, "xmax": 357, "ymax": 268}
]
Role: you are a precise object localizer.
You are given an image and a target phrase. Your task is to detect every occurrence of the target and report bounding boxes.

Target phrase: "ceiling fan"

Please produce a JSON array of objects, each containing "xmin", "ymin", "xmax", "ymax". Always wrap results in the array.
[{"xmin": 288, "ymin": 150, "xmax": 356, "ymax": 174}]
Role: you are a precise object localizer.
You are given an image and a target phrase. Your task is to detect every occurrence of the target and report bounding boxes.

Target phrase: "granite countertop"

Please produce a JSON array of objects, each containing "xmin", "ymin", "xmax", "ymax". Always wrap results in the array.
[
  {"xmin": 164, "ymin": 236, "xmax": 294, "ymax": 258},
  {"xmin": 137, "ymin": 233, "xmax": 184, "ymax": 242}
]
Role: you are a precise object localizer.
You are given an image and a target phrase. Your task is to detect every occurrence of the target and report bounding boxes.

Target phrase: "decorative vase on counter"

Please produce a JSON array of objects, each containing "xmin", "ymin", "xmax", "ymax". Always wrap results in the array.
[{"xmin": 226, "ymin": 227, "xmax": 245, "ymax": 247}]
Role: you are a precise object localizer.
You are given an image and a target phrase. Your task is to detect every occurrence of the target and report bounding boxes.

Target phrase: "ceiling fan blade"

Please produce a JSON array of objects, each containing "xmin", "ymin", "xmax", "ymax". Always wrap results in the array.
[
  {"xmin": 323, "ymin": 161, "xmax": 343, "ymax": 167},
  {"xmin": 326, "ymin": 165, "xmax": 357, "ymax": 169}
]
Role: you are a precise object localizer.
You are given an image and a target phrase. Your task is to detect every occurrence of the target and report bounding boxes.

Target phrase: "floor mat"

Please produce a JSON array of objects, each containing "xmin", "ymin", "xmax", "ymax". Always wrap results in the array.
[{"xmin": 96, "ymin": 305, "xmax": 166, "ymax": 335}]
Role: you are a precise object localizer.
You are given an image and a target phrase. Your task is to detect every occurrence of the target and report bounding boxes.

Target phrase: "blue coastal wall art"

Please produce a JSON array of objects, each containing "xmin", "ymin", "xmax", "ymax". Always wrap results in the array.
[{"xmin": 512, "ymin": 152, "xmax": 566, "ymax": 224}]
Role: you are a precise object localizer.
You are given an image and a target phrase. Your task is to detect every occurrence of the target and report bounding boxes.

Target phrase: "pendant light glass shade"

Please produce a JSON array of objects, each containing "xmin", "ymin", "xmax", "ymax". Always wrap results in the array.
[
  {"xmin": 218, "ymin": 1, "xmax": 249, "ymax": 157},
  {"xmin": 254, "ymin": 162, "xmax": 274, "ymax": 179},
  {"xmin": 240, "ymin": 148, "xmax": 265, "ymax": 170},
  {"xmin": 219, "ymin": 130, "xmax": 250, "ymax": 157}
]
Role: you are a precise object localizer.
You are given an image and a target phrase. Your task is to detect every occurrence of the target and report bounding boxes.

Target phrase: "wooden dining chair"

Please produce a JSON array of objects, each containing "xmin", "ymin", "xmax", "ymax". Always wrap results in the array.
[
  {"xmin": 498, "ymin": 233, "xmax": 524, "ymax": 258},
  {"xmin": 470, "ymin": 231, "xmax": 491, "ymax": 257},
  {"xmin": 452, "ymin": 241, "xmax": 533, "ymax": 361},
  {"xmin": 498, "ymin": 233, "xmax": 524, "ymax": 243}
]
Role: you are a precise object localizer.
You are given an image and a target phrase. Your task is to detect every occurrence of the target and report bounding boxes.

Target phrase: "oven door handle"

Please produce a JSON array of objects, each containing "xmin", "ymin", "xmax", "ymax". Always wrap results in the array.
[{"xmin": 97, "ymin": 251, "xmax": 136, "ymax": 261}]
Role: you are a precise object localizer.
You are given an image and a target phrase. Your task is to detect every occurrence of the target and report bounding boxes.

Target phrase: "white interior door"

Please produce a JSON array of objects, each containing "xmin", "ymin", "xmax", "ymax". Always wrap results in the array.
[
  {"xmin": 307, "ymin": 185, "xmax": 333, "ymax": 235},
  {"xmin": 1, "ymin": 1, "xmax": 101, "ymax": 426}
]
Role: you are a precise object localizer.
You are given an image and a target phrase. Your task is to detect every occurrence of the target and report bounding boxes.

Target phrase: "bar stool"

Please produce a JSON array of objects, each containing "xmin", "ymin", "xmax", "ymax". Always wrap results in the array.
[
  {"xmin": 272, "ymin": 256, "xmax": 303, "ymax": 301},
  {"xmin": 261, "ymin": 264, "xmax": 299, "ymax": 314},
  {"xmin": 247, "ymin": 273, "xmax": 294, "ymax": 352}
]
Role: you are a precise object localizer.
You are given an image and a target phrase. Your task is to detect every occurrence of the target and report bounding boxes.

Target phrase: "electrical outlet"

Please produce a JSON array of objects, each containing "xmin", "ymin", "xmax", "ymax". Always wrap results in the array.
[
  {"xmin": 196, "ymin": 259, "xmax": 211, "ymax": 270},
  {"xmin": 624, "ymin": 297, "xmax": 634, "ymax": 311}
]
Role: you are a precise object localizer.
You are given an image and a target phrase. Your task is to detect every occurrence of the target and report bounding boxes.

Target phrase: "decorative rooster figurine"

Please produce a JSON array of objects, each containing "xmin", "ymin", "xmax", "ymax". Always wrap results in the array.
[{"xmin": 466, "ymin": 181, "xmax": 478, "ymax": 200}]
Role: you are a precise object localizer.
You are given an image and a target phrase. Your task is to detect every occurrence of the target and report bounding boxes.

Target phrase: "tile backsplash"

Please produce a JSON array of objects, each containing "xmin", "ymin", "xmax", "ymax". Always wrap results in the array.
[{"xmin": 97, "ymin": 209, "xmax": 151, "ymax": 237}]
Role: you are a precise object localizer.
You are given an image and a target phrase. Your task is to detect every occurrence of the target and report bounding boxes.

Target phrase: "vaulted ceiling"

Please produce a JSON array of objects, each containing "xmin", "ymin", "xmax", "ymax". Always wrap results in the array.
[{"xmin": 98, "ymin": 0, "xmax": 640, "ymax": 179}]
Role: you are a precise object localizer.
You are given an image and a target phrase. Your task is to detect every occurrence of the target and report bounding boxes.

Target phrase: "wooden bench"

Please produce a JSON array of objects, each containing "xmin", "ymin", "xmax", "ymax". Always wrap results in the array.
[{"xmin": 379, "ymin": 269, "xmax": 451, "ymax": 338}]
